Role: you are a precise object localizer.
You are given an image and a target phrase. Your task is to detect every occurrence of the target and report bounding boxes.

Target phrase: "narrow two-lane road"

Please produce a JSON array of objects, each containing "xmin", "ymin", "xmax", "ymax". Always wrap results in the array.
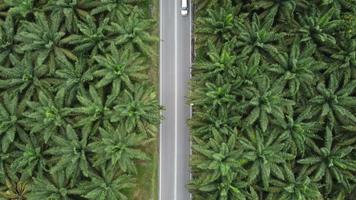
[{"xmin": 159, "ymin": 0, "xmax": 192, "ymax": 199}]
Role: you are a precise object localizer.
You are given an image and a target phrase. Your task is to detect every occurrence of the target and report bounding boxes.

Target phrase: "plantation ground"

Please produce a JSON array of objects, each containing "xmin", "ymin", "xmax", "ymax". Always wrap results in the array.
[
  {"xmin": 0, "ymin": 1, "xmax": 160, "ymax": 199},
  {"xmin": 190, "ymin": 0, "xmax": 356, "ymax": 199}
]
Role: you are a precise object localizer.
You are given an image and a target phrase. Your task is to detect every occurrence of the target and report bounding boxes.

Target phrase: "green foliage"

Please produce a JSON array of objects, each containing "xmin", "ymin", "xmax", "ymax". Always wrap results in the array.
[
  {"xmin": 111, "ymin": 84, "xmax": 160, "ymax": 136},
  {"xmin": 191, "ymin": 75, "xmax": 235, "ymax": 111},
  {"xmin": 189, "ymin": 107, "xmax": 241, "ymax": 138},
  {"xmin": 302, "ymin": 74, "xmax": 356, "ymax": 125},
  {"xmin": 189, "ymin": 172, "xmax": 251, "ymax": 200},
  {"xmin": 21, "ymin": 89, "xmax": 69, "ymax": 143},
  {"xmin": 267, "ymin": 169, "xmax": 322, "ymax": 200},
  {"xmin": 192, "ymin": 131, "xmax": 245, "ymax": 179},
  {"xmin": 15, "ymin": 12, "xmax": 76, "ymax": 73},
  {"xmin": 88, "ymin": 123, "xmax": 149, "ymax": 174},
  {"xmin": 4, "ymin": 0, "xmax": 34, "ymax": 17},
  {"xmin": 190, "ymin": 131, "xmax": 250, "ymax": 199},
  {"xmin": 61, "ymin": 14, "xmax": 108, "ymax": 55},
  {"xmin": 321, "ymin": 0, "xmax": 356, "ymax": 15},
  {"xmin": 0, "ymin": 0, "xmax": 159, "ymax": 199},
  {"xmin": 296, "ymin": 7, "xmax": 344, "ymax": 48},
  {"xmin": 0, "ymin": 177, "xmax": 29, "ymax": 199},
  {"xmin": 0, "ymin": 54, "xmax": 53, "ymax": 98},
  {"xmin": 70, "ymin": 85, "xmax": 112, "ymax": 133},
  {"xmin": 108, "ymin": 10, "xmax": 158, "ymax": 56},
  {"xmin": 327, "ymin": 39, "xmax": 356, "ymax": 85},
  {"xmin": 0, "ymin": 152, "xmax": 8, "ymax": 180},
  {"xmin": 44, "ymin": 0, "xmax": 89, "ymax": 32},
  {"xmin": 193, "ymin": 41, "xmax": 238, "ymax": 81},
  {"xmin": 192, "ymin": 0, "xmax": 356, "ymax": 199},
  {"xmin": 11, "ymin": 131, "xmax": 46, "ymax": 179},
  {"xmin": 0, "ymin": 93, "xmax": 20, "ymax": 152},
  {"xmin": 275, "ymin": 111, "xmax": 320, "ymax": 156},
  {"xmin": 235, "ymin": 13, "xmax": 282, "ymax": 58},
  {"xmin": 298, "ymin": 126, "xmax": 356, "ymax": 193},
  {"xmin": 93, "ymin": 43, "xmax": 148, "ymax": 91},
  {"xmin": 91, "ymin": 0, "xmax": 137, "ymax": 16},
  {"xmin": 240, "ymin": 129, "xmax": 295, "ymax": 189},
  {"xmin": 242, "ymin": 76, "xmax": 295, "ymax": 132},
  {"xmin": 195, "ymin": 4, "xmax": 238, "ymax": 45},
  {"xmin": 45, "ymin": 125, "xmax": 90, "ymax": 181},
  {"xmin": 55, "ymin": 56, "xmax": 94, "ymax": 105},
  {"xmin": 27, "ymin": 172, "xmax": 75, "ymax": 200},
  {"xmin": 72, "ymin": 167, "xmax": 135, "ymax": 200},
  {"xmin": 250, "ymin": 0, "xmax": 303, "ymax": 21},
  {"xmin": 0, "ymin": 15, "xmax": 15, "ymax": 64},
  {"xmin": 267, "ymin": 38, "xmax": 324, "ymax": 96}
]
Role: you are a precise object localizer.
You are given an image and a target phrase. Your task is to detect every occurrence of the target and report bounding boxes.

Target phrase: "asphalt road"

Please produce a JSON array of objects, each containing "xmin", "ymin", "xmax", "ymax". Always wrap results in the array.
[{"xmin": 159, "ymin": 0, "xmax": 192, "ymax": 199}]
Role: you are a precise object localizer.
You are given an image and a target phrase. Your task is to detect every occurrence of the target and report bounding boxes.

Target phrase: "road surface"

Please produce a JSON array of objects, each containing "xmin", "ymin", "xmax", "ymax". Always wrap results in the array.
[{"xmin": 159, "ymin": 0, "xmax": 192, "ymax": 199}]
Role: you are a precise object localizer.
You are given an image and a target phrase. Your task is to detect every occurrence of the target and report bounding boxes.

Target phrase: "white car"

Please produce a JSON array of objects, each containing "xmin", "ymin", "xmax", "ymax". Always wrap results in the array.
[{"xmin": 181, "ymin": 0, "xmax": 188, "ymax": 16}]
